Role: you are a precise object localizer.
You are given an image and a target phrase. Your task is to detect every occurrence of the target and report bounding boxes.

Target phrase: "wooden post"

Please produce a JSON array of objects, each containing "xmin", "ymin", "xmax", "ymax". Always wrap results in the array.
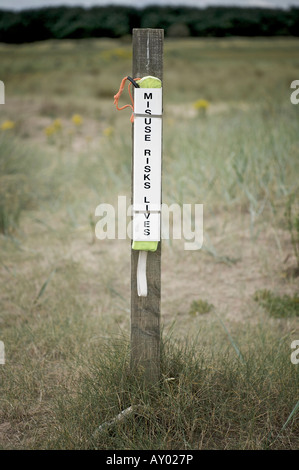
[{"xmin": 130, "ymin": 29, "xmax": 163, "ymax": 384}]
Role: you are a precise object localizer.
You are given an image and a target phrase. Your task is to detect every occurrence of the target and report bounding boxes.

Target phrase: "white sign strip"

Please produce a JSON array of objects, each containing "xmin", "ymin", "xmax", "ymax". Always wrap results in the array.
[
  {"xmin": 133, "ymin": 88, "xmax": 162, "ymax": 242},
  {"xmin": 134, "ymin": 88, "xmax": 162, "ymax": 116},
  {"xmin": 133, "ymin": 88, "xmax": 162, "ymax": 214},
  {"xmin": 133, "ymin": 116, "xmax": 162, "ymax": 212},
  {"xmin": 133, "ymin": 212, "xmax": 161, "ymax": 242}
]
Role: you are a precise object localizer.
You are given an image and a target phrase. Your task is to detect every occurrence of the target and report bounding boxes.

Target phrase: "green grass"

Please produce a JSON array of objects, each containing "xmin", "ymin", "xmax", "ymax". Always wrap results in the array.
[
  {"xmin": 285, "ymin": 192, "xmax": 299, "ymax": 272},
  {"xmin": 189, "ymin": 299, "xmax": 214, "ymax": 315},
  {"xmin": 0, "ymin": 135, "xmax": 41, "ymax": 234},
  {"xmin": 13, "ymin": 329, "xmax": 299, "ymax": 450},
  {"xmin": 254, "ymin": 289, "xmax": 299, "ymax": 318},
  {"xmin": 0, "ymin": 37, "xmax": 298, "ymax": 449},
  {"xmin": 1, "ymin": 322, "xmax": 298, "ymax": 449}
]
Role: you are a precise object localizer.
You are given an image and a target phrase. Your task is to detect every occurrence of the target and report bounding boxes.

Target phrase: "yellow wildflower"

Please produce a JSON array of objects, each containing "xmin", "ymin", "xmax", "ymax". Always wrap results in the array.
[
  {"xmin": 1, "ymin": 120, "xmax": 15, "ymax": 130},
  {"xmin": 103, "ymin": 126, "xmax": 114, "ymax": 138},
  {"xmin": 193, "ymin": 99, "xmax": 210, "ymax": 110},
  {"xmin": 53, "ymin": 118, "xmax": 62, "ymax": 131},
  {"xmin": 44, "ymin": 118, "xmax": 62, "ymax": 138},
  {"xmin": 44, "ymin": 125, "xmax": 55, "ymax": 137},
  {"xmin": 100, "ymin": 48, "xmax": 131, "ymax": 61},
  {"xmin": 114, "ymin": 48, "xmax": 131, "ymax": 59},
  {"xmin": 72, "ymin": 114, "xmax": 83, "ymax": 126}
]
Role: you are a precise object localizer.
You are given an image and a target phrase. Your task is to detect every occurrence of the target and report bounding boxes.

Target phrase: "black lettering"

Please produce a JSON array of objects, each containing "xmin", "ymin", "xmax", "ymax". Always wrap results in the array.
[
  {"xmin": 145, "ymin": 118, "xmax": 151, "ymax": 124},
  {"xmin": 144, "ymin": 174, "xmax": 150, "ymax": 181},
  {"xmin": 144, "ymin": 150, "xmax": 151, "ymax": 156},
  {"xmin": 144, "ymin": 165, "xmax": 151, "ymax": 172},
  {"xmin": 145, "ymin": 135, "xmax": 151, "ymax": 141},
  {"xmin": 144, "ymin": 93, "xmax": 152, "ymax": 100},
  {"xmin": 144, "ymin": 182, "xmax": 150, "ymax": 189},
  {"xmin": 144, "ymin": 125, "xmax": 151, "ymax": 133},
  {"xmin": 144, "ymin": 228, "xmax": 150, "ymax": 236}
]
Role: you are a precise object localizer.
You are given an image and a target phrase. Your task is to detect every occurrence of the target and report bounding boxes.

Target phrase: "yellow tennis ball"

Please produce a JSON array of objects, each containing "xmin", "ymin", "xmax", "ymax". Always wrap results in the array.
[{"xmin": 137, "ymin": 76, "xmax": 161, "ymax": 88}]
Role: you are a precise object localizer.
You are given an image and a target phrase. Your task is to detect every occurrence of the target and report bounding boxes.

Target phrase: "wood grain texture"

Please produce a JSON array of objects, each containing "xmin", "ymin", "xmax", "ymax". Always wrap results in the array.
[{"xmin": 131, "ymin": 29, "xmax": 163, "ymax": 384}]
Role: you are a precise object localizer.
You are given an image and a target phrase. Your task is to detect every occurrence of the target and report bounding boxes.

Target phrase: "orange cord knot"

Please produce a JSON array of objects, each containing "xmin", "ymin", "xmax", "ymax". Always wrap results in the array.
[{"xmin": 113, "ymin": 76, "xmax": 140, "ymax": 123}]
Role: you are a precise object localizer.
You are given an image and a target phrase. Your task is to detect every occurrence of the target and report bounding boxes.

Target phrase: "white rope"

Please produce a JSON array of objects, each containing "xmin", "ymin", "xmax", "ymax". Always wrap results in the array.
[
  {"xmin": 137, "ymin": 251, "xmax": 148, "ymax": 297},
  {"xmin": 93, "ymin": 406, "xmax": 135, "ymax": 437}
]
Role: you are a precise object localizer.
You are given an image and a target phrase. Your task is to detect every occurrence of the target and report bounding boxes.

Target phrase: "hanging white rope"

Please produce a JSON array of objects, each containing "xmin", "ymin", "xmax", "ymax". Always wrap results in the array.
[{"xmin": 137, "ymin": 251, "xmax": 148, "ymax": 297}]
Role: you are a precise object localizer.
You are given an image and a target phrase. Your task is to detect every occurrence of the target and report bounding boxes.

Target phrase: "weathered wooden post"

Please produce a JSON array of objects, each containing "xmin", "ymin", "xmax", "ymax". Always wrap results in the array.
[{"xmin": 130, "ymin": 29, "xmax": 163, "ymax": 384}]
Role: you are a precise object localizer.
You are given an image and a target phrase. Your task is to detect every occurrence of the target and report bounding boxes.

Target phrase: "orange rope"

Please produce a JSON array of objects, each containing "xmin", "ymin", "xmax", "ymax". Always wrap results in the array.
[{"xmin": 113, "ymin": 76, "xmax": 140, "ymax": 123}]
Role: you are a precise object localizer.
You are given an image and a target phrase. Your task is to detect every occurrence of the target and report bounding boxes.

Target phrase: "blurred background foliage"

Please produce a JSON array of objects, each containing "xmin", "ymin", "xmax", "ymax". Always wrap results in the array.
[{"xmin": 0, "ymin": 5, "xmax": 299, "ymax": 43}]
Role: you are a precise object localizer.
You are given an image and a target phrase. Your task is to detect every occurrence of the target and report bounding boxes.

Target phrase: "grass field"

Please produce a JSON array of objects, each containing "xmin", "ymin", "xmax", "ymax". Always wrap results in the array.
[{"xmin": 0, "ymin": 37, "xmax": 299, "ymax": 450}]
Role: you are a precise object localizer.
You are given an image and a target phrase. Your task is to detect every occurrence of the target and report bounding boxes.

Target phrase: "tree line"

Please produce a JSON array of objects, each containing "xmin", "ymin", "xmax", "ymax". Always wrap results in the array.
[{"xmin": 0, "ymin": 6, "xmax": 299, "ymax": 43}]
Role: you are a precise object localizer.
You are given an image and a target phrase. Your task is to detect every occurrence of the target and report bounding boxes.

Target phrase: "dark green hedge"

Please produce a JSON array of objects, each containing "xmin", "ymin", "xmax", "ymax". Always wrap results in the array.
[{"xmin": 0, "ymin": 6, "xmax": 298, "ymax": 43}]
